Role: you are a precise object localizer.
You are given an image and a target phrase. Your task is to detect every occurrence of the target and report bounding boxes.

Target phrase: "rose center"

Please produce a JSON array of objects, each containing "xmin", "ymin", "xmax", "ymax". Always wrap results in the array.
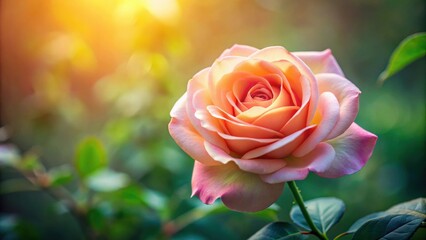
[
  {"xmin": 252, "ymin": 90, "xmax": 270, "ymax": 100},
  {"xmin": 247, "ymin": 85, "xmax": 272, "ymax": 102}
]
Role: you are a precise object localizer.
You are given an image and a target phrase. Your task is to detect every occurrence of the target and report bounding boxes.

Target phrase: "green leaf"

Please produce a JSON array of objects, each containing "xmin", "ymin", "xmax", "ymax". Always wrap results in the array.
[
  {"xmin": 74, "ymin": 137, "xmax": 107, "ymax": 178},
  {"xmin": 290, "ymin": 197, "xmax": 345, "ymax": 233},
  {"xmin": 48, "ymin": 165, "xmax": 73, "ymax": 187},
  {"xmin": 352, "ymin": 214, "xmax": 423, "ymax": 240},
  {"xmin": 347, "ymin": 198, "xmax": 426, "ymax": 234},
  {"xmin": 87, "ymin": 169, "xmax": 129, "ymax": 192},
  {"xmin": 347, "ymin": 211, "xmax": 387, "ymax": 233},
  {"xmin": 248, "ymin": 222, "xmax": 307, "ymax": 240},
  {"xmin": 386, "ymin": 198, "xmax": 426, "ymax": 218},
  {"xmin": 19, "ymin": 153, "xmax": 44, "ymax": 172},
  {"xmin": 379, "ymin": 32, "xmax": 426, "ymax": 83}
]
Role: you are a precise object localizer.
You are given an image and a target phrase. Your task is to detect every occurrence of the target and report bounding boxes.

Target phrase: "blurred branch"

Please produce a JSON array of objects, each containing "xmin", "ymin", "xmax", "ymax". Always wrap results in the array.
[{"xmin": 0, "ymin": 178, "xmax": 39, "ymax": 194}]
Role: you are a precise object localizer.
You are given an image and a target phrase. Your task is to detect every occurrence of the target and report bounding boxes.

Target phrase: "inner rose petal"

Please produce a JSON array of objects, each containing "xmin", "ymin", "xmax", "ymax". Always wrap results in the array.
[
  {"xmin": 213, "ymin": 71, "xmax": 254, "ymax": 114},
  {"xmin": 233, "ymin": 76, "xmax": 272, "ymax": 100},
  {"xmin": 232, "ymin": 61, "xmax": 296, "ymax": 109},
  {"xmin": 279, "ymin": 75, "xmax": 312, "ymax": 136},
  {"xmin": 252, "ymin": 106, "xmax": 299, "ymax": 131},
  {"xmin": 246, "ymin": 84, "xmax": 272, "ymax": 101},
  {"xmin": 272, "ymin": 60, "xmax": 303, "ymax": 106},
  {"xmin": 234, "ymin": 76, "xmax": 278, "ymax": 111},
  {"xmin": 217, "ymin": 131, "xmax": 279, "ymax": 155},
  {"xmin": 242, "ymin": 83, "xmax": 274, "ymax": 108},
  {"xmin": 207, "ymin": 105, "xmax": 284, "ymax": 139}
]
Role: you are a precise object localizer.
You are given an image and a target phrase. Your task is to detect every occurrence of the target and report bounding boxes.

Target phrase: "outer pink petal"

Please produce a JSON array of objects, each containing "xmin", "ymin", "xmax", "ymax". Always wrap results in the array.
[
  {"xmin": 316, "ymin": 73, "xmax": 361, "ymax": 140},
  {"xmin": 293, "ymin": 49, "xmax": 345, "ymax": 76},
  {"xmin": 311, "ymin": 123, "xmax": 377, "ymax": 178},
  {"xmin": 260, "ymin": 143, "xmax": 334, "ymax": 184},
  {"xmin": 204, "ymin": 141, "xmax": 287, "ymax": 174},
  {"xmin": 187, "ymin": 70, "xmax": 229, "ymax": 152},
  {"xmin": 192, "ymin": 162, "xmax": 284, "ymax": 212},
  {"xmin": 219, "ymin": 44, "xmax": 259, "ymax": 58},
  {"xmin": 293, "ymin": 92, "xmax": 340, "ymax": 157},
  {"xmin": 169, "ymin": 94, "xmax": 220, "ymax": 166},
  {"xmin": 261, "ymin": 167, "xmax": 309, "ymax": 184},
  {"xmin": 305, "ymin": 143, "xmax": 336, "ymax": 172}
]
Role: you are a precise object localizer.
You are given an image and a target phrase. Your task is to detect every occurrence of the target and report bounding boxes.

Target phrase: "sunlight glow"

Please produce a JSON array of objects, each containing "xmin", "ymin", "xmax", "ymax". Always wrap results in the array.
[{"xmin": 144, "ymin": 0, "xmax": 180, "ymax": 24}]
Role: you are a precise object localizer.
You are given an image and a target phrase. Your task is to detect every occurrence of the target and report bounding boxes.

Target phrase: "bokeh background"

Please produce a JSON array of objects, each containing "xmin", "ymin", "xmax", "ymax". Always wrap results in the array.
[{"xmin": 1, "ymin": 0, "xmax": 425, "ymax": 239}]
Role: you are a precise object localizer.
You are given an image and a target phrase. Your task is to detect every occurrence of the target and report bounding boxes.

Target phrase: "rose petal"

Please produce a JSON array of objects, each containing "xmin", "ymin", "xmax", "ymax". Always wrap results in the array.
[
  {"xmin": 261, "ymin": 143, "xmax": 336, "ymax": 184},
  {"xmin": 169, "ymin": 94, "xmax": 220, "ymax": 166},
  {"xmin": 279, "ymin": 75, "xmax": 311, "ymax": 135},
  {"xmin": 204, "ymin": 141, "xmax": 287, "ymax": 174},
  {"xmin": 311, "ymin": 123, "xmax": 377, "ymax": 178},
  {"xmin": 261, "ymin": 167, "xmax": 309, "ymax": 184},
  {"xmin": 237, "ymin": 106, "xmax": 268, "ymax": 123},
  {"xmin": 220, "ymin": 44, "xmax": 259, "ymax": 58},
  {"xmin": 316, "ymin": 73, "xmax": 361, "ymax": 139},
  {"xmin": 209, "ymin": 56, "xmax": 247, "ymax": 97},
  {"xmin": 272, "ymin": 60, "xmax": 302, "ymax": 105},
  {"xmin": 289, "ymin": 142, "xmax": 336, "ymax": 169},
  {"xmin": 249, "ymin": 46, "xmax": 319, "ymax": 122},
  {"xmin": 252, "ymin": 106, "xmax": 299, "ymax": 131},
  {"xmin": 306, "ymin": 143, "xmax": 337, "ymax": 173},
  {"xmin": 216, "ymin": 131, "xmax": 279, "ymax": 155},
  {"xmin": 187, "ymin": 88, "xmax": 229, "ymax": 151},
  {"xmin": 293, "ymin": 49, "xmax": 345, "ymax": 76},
  {"xmin": 192, "ymin": 161, "xmax": 284, "ymax": 212},
  {"xmin": 187, "ymin": 68, "xmax": 229, "ymax": 151},
  {"xmin": 293, "ymin": 92, "xmax": 340, "ymax": 157},
  {"xmin": 207, "ymin": 105, "xmax": 284, "ymax": 139},
  {"xmin": 242, "ymin": 125, "xmax": 315, "ymax": 159},
  {"xmin": 215, "ymin": 71, "xmax": 255, "ymax": 113}
]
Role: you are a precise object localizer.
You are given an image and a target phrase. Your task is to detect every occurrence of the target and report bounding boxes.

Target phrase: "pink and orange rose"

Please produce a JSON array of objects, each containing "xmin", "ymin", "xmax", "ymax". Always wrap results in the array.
[{"xmin": 169, "ymin": 45, "xmax": 377, "ymax": 212}]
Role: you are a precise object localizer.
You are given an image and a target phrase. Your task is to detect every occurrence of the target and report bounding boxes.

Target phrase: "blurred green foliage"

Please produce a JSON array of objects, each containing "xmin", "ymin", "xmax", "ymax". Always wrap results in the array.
[{"xmin": 0, "ymin": 0, "xmax": 425, "ymax": 239}]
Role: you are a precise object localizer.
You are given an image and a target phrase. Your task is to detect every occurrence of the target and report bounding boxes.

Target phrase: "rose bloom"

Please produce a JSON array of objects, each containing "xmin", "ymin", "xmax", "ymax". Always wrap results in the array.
[{"xmin": 169, "ymin": 45, "xmax": 377, "ymax": 212}]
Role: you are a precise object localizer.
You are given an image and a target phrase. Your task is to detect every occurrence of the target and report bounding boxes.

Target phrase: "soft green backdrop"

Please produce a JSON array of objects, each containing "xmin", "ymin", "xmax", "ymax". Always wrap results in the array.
[{"xmin": 1, "ymin": 0, "xmax": 425, "ymax": 239}]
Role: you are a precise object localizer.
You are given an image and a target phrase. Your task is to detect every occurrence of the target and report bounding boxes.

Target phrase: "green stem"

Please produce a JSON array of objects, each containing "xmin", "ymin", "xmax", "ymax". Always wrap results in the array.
[{"xmin": 288, "ymin": 181, "xmax": 328, "ymax": 240}]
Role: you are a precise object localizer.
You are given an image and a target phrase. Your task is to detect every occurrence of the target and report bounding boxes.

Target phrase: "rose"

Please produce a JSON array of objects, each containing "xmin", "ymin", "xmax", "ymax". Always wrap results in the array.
[{"xmin": 169, "ymin": 45, "xmax": 377, "ymax": 212}]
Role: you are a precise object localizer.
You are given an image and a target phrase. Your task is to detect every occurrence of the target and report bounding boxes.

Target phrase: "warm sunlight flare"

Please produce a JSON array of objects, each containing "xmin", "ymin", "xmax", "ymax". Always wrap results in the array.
[{"xmin": 144, "ymin": 0, "xmax": 181, "ymax": 24}]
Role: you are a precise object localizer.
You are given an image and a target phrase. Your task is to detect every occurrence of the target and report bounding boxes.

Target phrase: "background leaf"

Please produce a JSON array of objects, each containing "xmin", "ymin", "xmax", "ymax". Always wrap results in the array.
[
  {"xmin": 351, "ymin": 214, "xmax": 423, "ymax": 240},
  {"xmin": 74, "ymin": 137, "xmax": 107, "ymax": 178},
  {"xmin": 87, "ymin": 169, "xmax": 129, "ymax": 192},
  {"xmin": 248, "ymin": 222, "xmax": 307, "ymax": 240},
  {"xmin": 19, "ymin": 153, "xmax": 44, "ymax": 172},
  {"xmin": 290, "ymin": 197, "xmax": 345, "ymax": 233},
  {"xmin": 378, "ymin": 32, "xmax": 426, "ymax": 83},
  {"xmin": 48, "ymin": 165, "xmax": 73, "ymax": 187}
]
